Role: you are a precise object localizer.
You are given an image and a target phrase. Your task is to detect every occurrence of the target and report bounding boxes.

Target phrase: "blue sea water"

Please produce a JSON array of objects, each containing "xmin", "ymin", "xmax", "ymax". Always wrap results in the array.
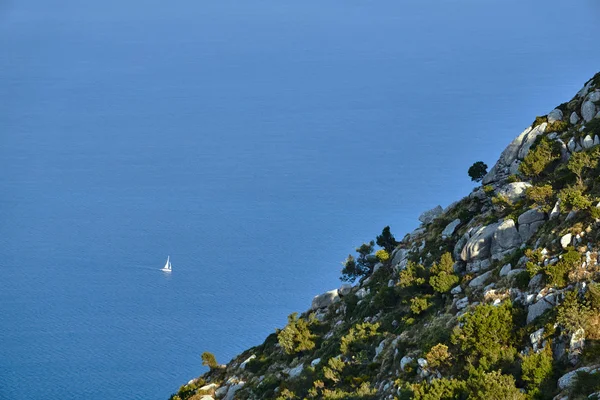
[{"xmin": 1, "ymin": 0, "xmax": 599, "ymax": 398}]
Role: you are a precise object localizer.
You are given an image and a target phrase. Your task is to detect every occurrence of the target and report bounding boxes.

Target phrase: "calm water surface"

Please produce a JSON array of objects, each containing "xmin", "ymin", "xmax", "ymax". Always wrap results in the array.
[{"xmin": 1, "ymin": 0, "xmax": 599, "ymax": 398}]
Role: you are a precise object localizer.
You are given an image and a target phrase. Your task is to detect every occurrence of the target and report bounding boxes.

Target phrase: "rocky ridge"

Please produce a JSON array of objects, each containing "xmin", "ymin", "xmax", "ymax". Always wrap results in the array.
[{"xmin": 170, "ymin": 72, "xmax": 600, "ymax": 400}]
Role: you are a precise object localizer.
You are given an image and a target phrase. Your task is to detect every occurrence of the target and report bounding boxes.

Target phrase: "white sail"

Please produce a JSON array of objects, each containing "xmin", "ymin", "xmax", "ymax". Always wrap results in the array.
[{"xmin": 162, "ymin": 256, "xmax": 172, "ymax": 272}]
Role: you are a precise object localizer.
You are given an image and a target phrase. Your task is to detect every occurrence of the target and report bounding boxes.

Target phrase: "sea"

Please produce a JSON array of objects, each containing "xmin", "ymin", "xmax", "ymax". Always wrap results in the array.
[{"xmin": 1, "ymin": 0, "xmax": 599, "ymax": 398}]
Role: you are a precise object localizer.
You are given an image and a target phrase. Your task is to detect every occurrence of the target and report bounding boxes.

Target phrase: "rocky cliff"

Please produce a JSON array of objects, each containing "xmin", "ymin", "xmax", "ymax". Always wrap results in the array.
[{"xmin": 170, "ymin": 72, "xmax": 600, "ymax": 400}]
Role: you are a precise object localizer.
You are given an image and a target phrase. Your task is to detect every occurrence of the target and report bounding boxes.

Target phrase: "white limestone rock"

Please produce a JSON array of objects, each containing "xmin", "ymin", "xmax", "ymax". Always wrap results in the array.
[
  {"xmin": 496, "ymin": 182, "xmax": 532, "ymax": 202},
  {"xmin": 582, "ymin": 100, "xmax": 597, "ymax": 122},
  {"xmin": 506, "ymin": 268, "xmax": 526, "ymax": 279},
  {"xmin": 583, "ymin": 134, "xmax": 595, "ymax": 149},
  {"xmin": 499, "ymin": 263, "xmax": 512, "ymax": 277},
  {"xmin": 215, "ymin": 386, "xmax": 228, "ymax": 398},
  {"xmin": 547, "ymin": 108, "xmax": 563, "ymax": 123},
  {"xmin": 311, "ymin": 289, "xmax": 340, "ymax": 310},
  {"xmin": 567, "ymin": 137, "xmax": 577, "ymax": 152},
  {"xmin": 530, "ymin": 328, "xmax": 545, "ymax": 352},
  {"xmin": 490, "ymin": 219, "xmax": 522, "ymax": 258},
  {"xmin": 311, "ymin": 358, "xmax": 321, "ymax": 367},
  {"xmin": 456, "ymin": 297, "xmax": 469, "ymax": 310},
  {"xmin": 288, "ymin": 364, "xmax": 304, "ymax": 379},
  {"xmin": 460, "ymin": 223, "xmax": 500, "ymax": 262},
  {"xmin": 560, "ymin": 233, "xmax": 573, "ymax": 249},
  {"xmin": 558, "ymin": 366, "xmax": 600, "ymax": 390},
  {"xmin": 224, "ymin": 382, "xmax": 245, "ymax": 400},
  {"xmin": 442, "ymin": 218, "xmax": 461, "ymax": 239},
  {"xmin": 518, "ymin": 208, "xmax": 546, "ymax": 242},
  {"xmin": 451, "ymin": 285, "xmax": 463, "ymax": 295},
  {"xmin": 527, "ymin": 293, "xmax": 558, "ymax": 324},
  {"xmin": 518, "ymin": 123, "xmax": 548, "ymax": 160},
  {"xmin": 400, "ymin": 356, "xmax": 414, "ymax": 371},
  {"xmin": 240, "ymin": 355, "xmax": 256, "ymax": 370},
  {"xmin": 570, "ymin": 111, "xmax": 580, "ymax": 124},
  {"xmin": 419, "ymin": 205, "xmax": 443, "ymax": 225},
  {"xmin": 338, "ymin": 283, "xmax": 352, "ymax": 296},
  {"xmin": 550, "ymin": 200, "xmax": 561, "ymax": 219},
  {"xmin": 590, "ymin": 90, "xmax": 600, "ymax": 102},
  {"xmin": 469, "ymin": 271, "xmax": 493, "ymax": 289},
  {"xmin": 483, "ymin": 126, "xmax": 533, "ymax": 184}
]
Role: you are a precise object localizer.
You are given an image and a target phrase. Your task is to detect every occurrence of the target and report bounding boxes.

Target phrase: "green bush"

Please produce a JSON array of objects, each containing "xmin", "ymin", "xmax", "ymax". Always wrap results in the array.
[
  {"xmin": 277, "ymin": 313, "xmax": 317, "ymax": 355},
  {"xmin": 558, "ymin": 187, "xmax": 592, "ymax": 211},
  {"xmin": 519, "ymin": 137, "xmax": 561, "ymax": 178},
  {"xmin": 520, "ymin": 346, "xmax": 554, "ymax": 398},
  {"xmin": 340, "ymin": 322, "xmax": 380, "ymax": 355},
  {"xmin": 571, "ymin": 371, "xmax": 600, "ymax": 397},
  {"xmin": 567, "ymin": 151, "xmax": 597, "ymax": 186},
  {"xmin": 399, "ymin": 261, "xmax": 427, "ymax": 288},
  {"xmin": 451, "ymin": 302, "xmax": 517, "ymax": 370},
  {"xmin": 586, "ymin": 282, "xmax": 600, "ymax": 310},
  {"xmin": 525, "ymin": 185, "xmax": 554, "ymax": 212},
  {"xmin": 464, "ymin": 368, "xmax": 525, "ymax": 400},
  {"xmin": 546, "ymin": 248, "xmax": 581, "ymax": 287},
  {"xmin": 429, "ymin": 252, "xmax": 459, "ymax": 293},
  {"xmin": 556, "ymin": 290, "xmax": 592, "ymax": 335},
  {"xmin": 375, "ymin": 249, "xmax": 390, "ymax": 263},
  {"xmin": 341, "ymin": 241, "xmax": 377, "ymax": 282},
  {"xmin": 426, "ymin": 343, "xmax": 452, "ymax": 370},
  {"xmin": 410, "ymin": 296, "xmax": 432, "ymax": 315},
  {"xmin": 201, "ymin": 352, "xmax": 218, "ymax": 369}
]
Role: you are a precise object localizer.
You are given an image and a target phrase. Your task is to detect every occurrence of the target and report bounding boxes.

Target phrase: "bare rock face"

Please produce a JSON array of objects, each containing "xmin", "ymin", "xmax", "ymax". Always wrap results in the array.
[
  {"xmin": 419, "ymin": 205, "xmax": 443, "ymax": 225},
  {"xmin": 483, "ymin": 126, "xmax": 532, "ymax": 184},
  {"xmin": 441, "ymin": 218, "xmax": 461, "ymax": 239},
  {"xmin": 547, "ymin": 108, "xmax": 563, "ymax": 123},
  {"xmin": 311, "ymin": 289, "xmax": 340, "ymax": 310},
  {"xmin": 518, "ymin": 208, "xmax": 546, "ymax": 242},
  {"xmin": 527, "ymin": 293, "xmax": 558, "ymax": 324},
  {"xmin": 490, "ymin": 219, "xmax": 522, "ymax": 259},
  {"xmin": 496, "ymin": 182, "xmax": 532, "ymax": 202},
  {"xmin": 582, "ymin": 99, "xmax": 597, "ymax": 122},
  {"xmin": 460, "ymin": 223, "xmax": 500, "ymax": 262}
]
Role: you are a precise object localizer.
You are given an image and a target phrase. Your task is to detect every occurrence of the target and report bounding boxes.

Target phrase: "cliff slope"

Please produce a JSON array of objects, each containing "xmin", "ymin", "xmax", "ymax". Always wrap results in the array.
[{"xmin": 170, "ymin": 72, "xmax": 600, "ymax": 400}]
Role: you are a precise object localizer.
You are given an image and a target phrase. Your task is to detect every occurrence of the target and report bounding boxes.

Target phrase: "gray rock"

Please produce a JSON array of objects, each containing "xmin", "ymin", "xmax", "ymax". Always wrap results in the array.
[
  {"xmin": 496, "ymin": 182, "xmax": 532, "ymax": 202},
  {"xmin": 418, "ymin": 358, "xmax": 428, "ymax": 368},
  {"xmin": 199, "ymin": 396, "xmax": 214, "ymax": 400},
  {"xmin": 400, "ymin": 356, "xmax": 414, "ymax": 371},
  {"xmin": 518, "ymin": 123, "xmax": 548, "ymax": 160},
  {"xmin": 469, "ymin": 271, "xmax": 493, "ymax": 288},
  {"xmin": 547, "ymin": 108, "xmax": 563, "ymax": 123},
  {"xmin": 311, "ymin": 290, "xmax": 340, "ymax": 310},
  {"xmin": 338, "ymin": 284, "xmax": 352, "ymax": 296},
  {"xmin": 454, "ymin": 232, "xmax": 470, "ymax": 260},
  {"xmin": 224, "ymin": 382, "xmax": 245, "ymax": 400},
  {"xmin": 288, "ymin": 363, "xmax": 304, "ymax": 379},
  {"xmin": 595, "ymin": 135, "xmax": 600, "ymax": 146},
  {"xmin": 530, "ymin": 328, "xmax": 545, "ymax": 352},
  {"xmin": 467, "ymin": 258, "xmax": 492, "ymax": 273},
  {"xmin": 499, "ymin": 263, "xmax": 512, "ymax": 277},
  {"xmin": 582, "ymin": 100, "xmax": 597, "ymax": 122},
  {"xmin": 527, "ymin": 293, "xmax": 557, "ymax": 324},
  {"xmin": 456, "ymin": 297, "xmax": 469, "ymax": 310},
  {"xmin": 583, "ymin": 134, "xmax": 595, "ymax": 149},
  {"xmin": 566, "ymin": 210, "xmax": 578, "ymax": 221},
  {"xmin": 391, "ymin": 248, "xmax": 408, "ymax": 270},
  {"xmin": 483, "ymin": 126, "xmax": 533, "ymax": 184},
  {"xmin": 569, "ymin": 328, "xmax": 586, "ymax": 364},
  {"xmin": 240, "ymin": 355, "xmax": 256, "ymax": 370},
  {"xmin": 442, "ymin": 218, "xmax": 461, "ymax": 239},
  {"xmin": 374, "ymin": 340, "xmax": 386, "ymax": 361},
  {"xmin": 558, "ymin": 366, "xmax": 599, "ymax": 390},
  {"xmin": 460, "ymin": 223, "xmax": 500, "ymax": 262},
  {"xmin": 419, "ymin": 205, "xmax": 443, "ymax": 225},
  {"xmin": 570, "ymin": 111, "xmax": 580, "ymax": 124},
  {"xmin": 560, "ymin": 233, "xmax": 573, "ymax": 249},
  {"xmin": 506, "ymin": 268, "xmax": 526, "ymax": 279},
  {"xmin": 518, "ymin": 208, "xmax": 546, "ymax": 242},
  {"xmin": 491, "ymin": 219, "xmax": 522, "ymax": 257},
  {"xmin": 355, "ymin": 288, "xmax": 369, "ymax": 299},
  {"xmin": 590, "ymin": 91, "xmax": 600, "ymax": 102},
  {"xmin": 199, "ymin": 383, "xmax": 219, "ymax": 392},
  {"xmin": 528, "ymin": 273, "xmax": 544, "ymax": 290},
  {"xmin": 451, "ymin": 285, "xmax": 463, "ymax": 295},
  {"xmin": 550, "ymin": 200, "xmax": 561, "ymax": 219},
  {"xmin": 215, "ymin": 386, "xmax": 228, "ymax": 398},
  {"xmin": 311, "ymin": 358, "xmax": 321, "ymax": 367}
]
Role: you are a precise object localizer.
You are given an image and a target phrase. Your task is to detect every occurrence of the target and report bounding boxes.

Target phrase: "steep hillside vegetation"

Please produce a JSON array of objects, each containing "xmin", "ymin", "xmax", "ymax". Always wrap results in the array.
[{"xmin": 170, "ymin": 72, "xmax": 600, "ymax": 400}]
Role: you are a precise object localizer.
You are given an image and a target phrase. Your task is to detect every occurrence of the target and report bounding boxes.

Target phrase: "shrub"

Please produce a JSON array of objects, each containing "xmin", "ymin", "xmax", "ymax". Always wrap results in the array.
[
  {"xmin": 399, "ymin": 261, "xmax": 427, "ymax": 288},
  {"xmin": 558, "ymin": 187, "xmax": 592, "ymax": 211},
  {"xmin": 323, "ymin": 357, "xmax": 345, "ymax": 383},
  {"xmin": 340, "ymin": 322, "xmax": 380, "ymax": 355},
  {"xmin": 483, "ymin": 185, "xmax": 495, "ymax": 195},
  {"xmin": 586, "ymin": 282, "xmax": 600, "ymax": 310},
  {"xmin": 410, "ymin": 296, "xmax": 432, "ymax": 315},
  {"xmin": 468, "ymin": 161, "xmax": 488, "ymax": 182},
  {"xmin": 429, "ymin": 252, "xmax": 459, "ymax": 293},
  {"xmin": 451, "ymin": 302, "xmax": 516, "ymax": 370},
  {"xmin": 556, "ymin": 290, "xmax": 592, "ymax": 335},
  {"xmin": 525, "ymin": 185, "xmax": 554, "ymax": 212},
  {"xmin": 277, "ymin": 312, "xmax": 317, "ymax": 355},
  {"xmin": 376, "ymin": 226, "xmax": 398, "ymax": 253},
  {"xmin": 546, "ymin": 119, "xmax": 568, "ymax": 133},
  {"xmin": 375, "ymin": 249, "xmax": 390, "ymax": 263},
  {"xmin": 567, "ymin": 151, "xmax": 597, "ymax": 186},
  {"xmin": 571, "ymin": 371, "xmax": 600, "ymax": 398},
  {"xmin": 520, "ymin": 346, "xmax": 554, "ymax": 398},
  {"xmin": 411, "ymin": 378, "xmax": 467, "ymax": 400},
  {"xmin": 519, "ymin": 137, "xmax": 561, "ymax": 178},
  {"xmin": 201, "ymin": 352, "xmax": 218, "ymax": 369},
  {"xmin": 341, "ymin": 241, "xmax": 377, "ymax": 282},
  {"xmin": 465, "ymin": 368, "xmax": 525, "ymax": 400},
  {"xmin": 426, "ymin": 344, "xmax": 452, "ymax": 370},
  {"xmin": 546, "ymin": 248, "xmax": 581, "ymax": 287}
]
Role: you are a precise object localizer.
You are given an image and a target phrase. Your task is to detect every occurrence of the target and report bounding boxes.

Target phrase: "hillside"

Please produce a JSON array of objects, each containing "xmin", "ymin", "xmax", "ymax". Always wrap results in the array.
[{"xmin": 170, "ymin": 72, "xmax": 600, "ymax": 400}]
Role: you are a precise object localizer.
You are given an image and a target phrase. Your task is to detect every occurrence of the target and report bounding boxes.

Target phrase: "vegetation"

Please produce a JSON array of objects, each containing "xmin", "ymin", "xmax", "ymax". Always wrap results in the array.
[
  {"xmin": 277, "ymin": 313, "xmax": 317, "ymax": 355},
  {"xmin": 519, "ymin": 137, "xmax": 561, "ymax": 178},
  {"xmin": 376, "ymin": 226, "xmax": 398, "ymax": 253},
  {"xmin": 201, "ymin": 352, "xmax": 219, "ymax": 370},
  {"xmin": 341, "ymin": 241, "xmax": 376, "ymax": 282},
  {"xmin": 468, "ymin": 161, "xmax": 488, "ymax": 182}
]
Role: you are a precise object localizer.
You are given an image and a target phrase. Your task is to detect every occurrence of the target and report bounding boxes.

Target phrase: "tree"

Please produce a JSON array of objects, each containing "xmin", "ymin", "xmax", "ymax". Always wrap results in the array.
[
  {"xmin": 276, "ymin": 313, "xmax": 317, "ymax": 355},
  {"xmin": 429, "ymin": 252, "xmax": 459, "ymax": 293},
  {"xmin": 201, "ymin": 352, "xmax": 218, "ymax": 369},
  {"xmin": 376, "ymin": 226, "xmax": 398, "ymax": 253},
  {"xmin": 568, "ymin": 151, "xmax": 597, "ymax": 186},
  {"xmin": 468, "ymin": 161, "xmax": 488, "ymax": 182},
  {"xmin": 519, "ymin": 137, "xmax": 560, "ymax": 178},
  {"xmin": 340, "ymin": 241, "xmax": 376, "ymax": 282}
]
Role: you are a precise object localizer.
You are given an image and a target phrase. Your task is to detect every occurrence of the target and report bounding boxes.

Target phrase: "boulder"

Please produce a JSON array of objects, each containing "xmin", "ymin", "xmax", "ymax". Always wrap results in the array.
[
  {"xmin": 451, "ymin": 285, "xmax": 463, "ymax": 295},
  {"xmin": 560, "ymin": 233, "xmax": 573, "ymax": 249},
  {"xmin": 199, "ymin": 396, "xmax": 214, "ymax": 400},
  {"xmin": 506, "ymin": 268, "xmax": 526, "ymax": 279},
  {"xmin": 558, "ymin": 366, "xmax": 600, "ymax": 390},
  {"xmin": 595, "ymin": 135, "xmax": 600, "ymax": 146},
  {"xmin": 240, "ymin": 355, "xmax": 256, "ymax": 370},
  {"xmin": 224, "ymin": 382, "xmax": 245, "ymax": 400},
  {"xmin": 550, "ymin": 200, "xmax": 561, "ymax": 219},
  {"xmin": 582, "ymin": 100, "xmax": 597, "ymax": 122},
  {"xmin": 490, "ymin": 219, "xmax": 522, "ymax": 258},
  {"xmin": 569, "ymin": 328, "xmax": 586, "ymax": 364},
  {"xmin": 288, "ymin": 364, "xmax": 304, "ymax": 379},
  {"xmin": 483, "ymin": 126, "xmax": 533, "ymax": 184},
  {"xmin": 517, "ymin": 123, "xmax": 548, "ymax": 160},
  {"xmin": 518, "ymin": 208, "xmax": 546, "ymax": 242},
  {"xmin": 454, "ymin": 232, "xmax": 470, "ymax": 260},
  {"xmin": 496, "ymin": 182, "xmax": 532, "ymax": 202},
  {"xmin": 400, "ymin": 356, "xmax": 414, "ymax": 371},
  {"xmin": 311, "ymin": 358, "xmax": 321, "ymax": 367},
  {"xmin": 391, "ymin": 248, "xmax": 409, "ymax": 270},
  {"xmin": 311, "ymin": 290, "xmax": 340, "ymax": 310},
  {"xmin": 356, "ymin": 288, "xmax": 369, "ymax": 299},
  {"xmin": 469, "ymin": 271, "xmax": 493, "ymax": 288},
  {"xmin": 530, "ymin": 328, "xmax": 545, "ymax": 352},
  {"xmin": 419, "ymin": 206, "xmax": 443, "ymax": 225},
  {"xmin": 456, "ymin": 297, "xmax": 469, "ymax": 310},
  {"xmin": 338, "ymin": 284, "xmax": 352, "ymax": 296},
  {"xmin": 527, "ymin": 293, "xmax": 558, "ymax": 324},
  {"xmin": 499, "ymin": 263, "xmax": 512, "ymax": 277},
  {"xmin": 547, "ymin": 108, "xmax": 563, "ymax": 123},
  {"xmin": 442, "ymin": 218, "xmax": 461, "ymax": 239},
  {"xmin": 583, "ymin": 134, "xmax": 595, "ymax": 149},
  {"xmin": 590, "ymin": 91, "xmax": 600, "ymax": 102},
  {"xmin": 570, "ymin": 111, "xmax": 580, "ymax": 124},
  {"xmin": 215, "ymin": 386, "xmax": 228, "ymax": 398},
  {"xmin": 460, "ymin": 223, "xmax": 500, "ymax": 262}
]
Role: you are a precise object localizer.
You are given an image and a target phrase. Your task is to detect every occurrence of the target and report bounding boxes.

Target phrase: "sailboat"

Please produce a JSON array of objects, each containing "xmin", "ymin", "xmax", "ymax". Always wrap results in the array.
[{"xmin": 161, "ymin": 256, "xmax": 172, "ymax": 272}]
